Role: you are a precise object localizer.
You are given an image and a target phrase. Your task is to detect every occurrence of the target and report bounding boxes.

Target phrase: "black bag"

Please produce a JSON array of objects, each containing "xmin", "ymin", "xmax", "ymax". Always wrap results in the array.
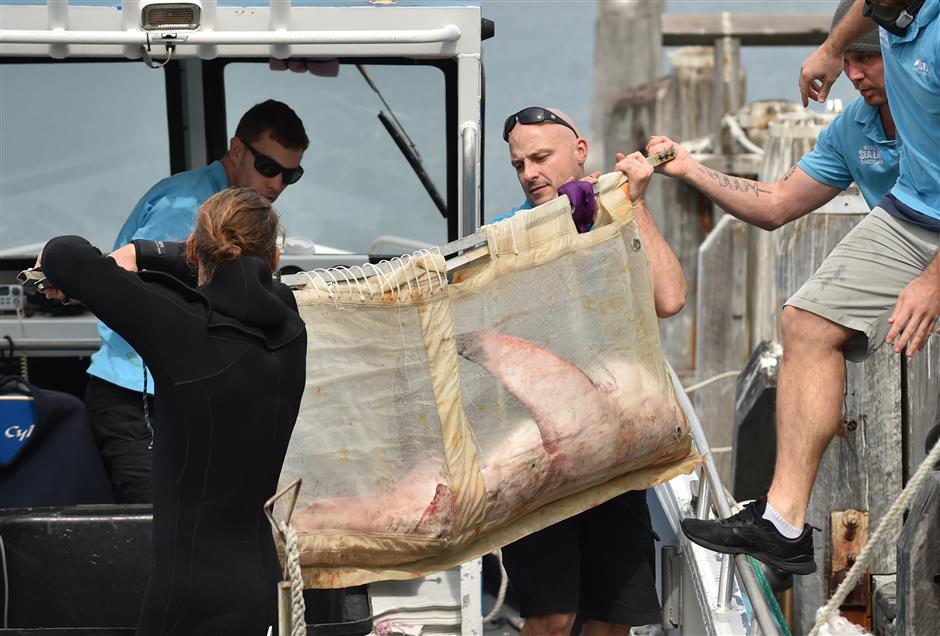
[{"xmin": 0, "ymin": 375, "xmax": 113, "ymax": 507}]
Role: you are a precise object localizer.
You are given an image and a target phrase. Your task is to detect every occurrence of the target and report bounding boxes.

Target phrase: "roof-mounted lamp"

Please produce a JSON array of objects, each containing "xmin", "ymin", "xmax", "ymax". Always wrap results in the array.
[
  {"xmin": 138, "ymin": 1, "xmax": 201, "ymax": 68},
  {"xmin": 140, "ymin": 0, "xmax": 202, "ymax": 31}
]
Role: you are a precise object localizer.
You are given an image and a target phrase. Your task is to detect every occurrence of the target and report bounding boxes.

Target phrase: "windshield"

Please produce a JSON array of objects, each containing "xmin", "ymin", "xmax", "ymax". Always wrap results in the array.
[
  {"xmin": 0, "ymin": 61, "xmax": 170, "ymax": 254},
  {"xmin": 0, "ymin": 60, "xmax": 448, "ymax": 257},
  {"xmin": 225, "ymin": 62, "xmax": 448, "ymax": 255}
]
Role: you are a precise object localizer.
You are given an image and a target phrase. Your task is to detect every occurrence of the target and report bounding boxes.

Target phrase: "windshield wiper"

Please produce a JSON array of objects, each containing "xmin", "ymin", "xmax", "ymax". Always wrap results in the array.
[{"xmin": 357, "ymin": 64, "xmax": 447, "ymax": 219}]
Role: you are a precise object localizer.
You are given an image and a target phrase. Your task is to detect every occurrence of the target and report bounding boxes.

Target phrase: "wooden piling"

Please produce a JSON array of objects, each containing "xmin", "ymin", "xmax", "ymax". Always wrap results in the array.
[
  {"xmin": 694, "ymin": 215, "xmax": 749, "ymax": 484},
  {"xmin": 751, "ymin": 111, "xmax": 835, "ymax": 350},
  {"xmin": 604, "ymin": 45, "xmax": 724, "ymax": 372},
  {"xmin": 904, "ymin": 335, "xmax": 940, "ymax": 480},
  {"xmin": 589, "ymin": 0, "xmax": 665, "ymax": 173},
  {"xmin": 896, "ymin": 471, "xmax": 940, "ymax": 634}
]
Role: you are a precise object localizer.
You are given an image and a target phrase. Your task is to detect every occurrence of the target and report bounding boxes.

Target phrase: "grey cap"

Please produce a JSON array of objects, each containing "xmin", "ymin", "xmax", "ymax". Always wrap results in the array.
[{"xmin": 832, "ymin": 0, "xmax": 881, "ymax": 54}]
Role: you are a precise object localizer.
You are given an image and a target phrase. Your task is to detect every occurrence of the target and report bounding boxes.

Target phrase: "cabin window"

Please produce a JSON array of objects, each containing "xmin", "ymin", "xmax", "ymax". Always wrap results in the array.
[
  {"xmin": 0, "ymin": 62, "xmax": 169, "ymax": 255},
  {"xmin": 224, "ymin": 62, "xmax": 447, "ymax": 256}
]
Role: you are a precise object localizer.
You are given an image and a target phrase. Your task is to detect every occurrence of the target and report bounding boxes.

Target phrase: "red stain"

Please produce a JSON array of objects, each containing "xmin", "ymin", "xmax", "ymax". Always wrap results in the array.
[{"xmin": 414, "ymin": 483, "xmax": 454, "ymax": 536}]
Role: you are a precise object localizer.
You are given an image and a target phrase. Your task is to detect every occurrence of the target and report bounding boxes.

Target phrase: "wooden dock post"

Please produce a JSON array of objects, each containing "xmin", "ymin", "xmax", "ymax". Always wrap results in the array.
[
  {"xmin": 694, "ymin": 215, "xmax": 749, "ymax": 484},
  {"xmin": 904, "ymin": 337, "xmax": 940, "ymax": 479},
  {"xmin": 603, "ymin": 45, "xmax": 722, "ymax": 373},
  {"xmin": 589, "ymin": 0, "xmax": 665, "ymax": 174},
  {"xmin": 750, "ymin": 111, "xmax": 835, "ymax": 349},
  {"xmin": 896, "ymin": 471, "xmax": 940, "ymax": 634}
]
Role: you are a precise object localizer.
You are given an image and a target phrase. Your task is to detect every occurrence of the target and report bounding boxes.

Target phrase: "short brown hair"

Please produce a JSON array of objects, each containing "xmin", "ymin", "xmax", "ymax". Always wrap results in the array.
[
  {"xmin": 234, "ymin": 99, "xmax": 309, "ymax": 151},
  {"xmin": 193, "ymin": 188, "xmax": 283, "ymax": 281}
]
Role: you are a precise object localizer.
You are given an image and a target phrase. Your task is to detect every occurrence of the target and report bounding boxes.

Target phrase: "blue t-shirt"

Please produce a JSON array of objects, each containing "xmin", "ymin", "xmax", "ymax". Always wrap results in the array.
[
  {"xmin": 797, "ymin": 97, "xmax": 900, "ymax": 209},
  {"xmin": 86, "ymin": 161, "xmax": 229, "ymax": 393},
  {"xmin": 492, "ymin": 199, "xmax": 532, "ymax": 223},
  {"xmin": 879, "ymin": 0, "xmax": 940, "ymax": 223}
]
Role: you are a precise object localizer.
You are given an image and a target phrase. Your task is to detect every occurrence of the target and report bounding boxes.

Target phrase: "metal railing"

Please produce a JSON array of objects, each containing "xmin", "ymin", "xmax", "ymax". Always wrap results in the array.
[
  {"xmin": 668, "ymin": 364, "xmax": 783, "ymax": 635},
  {"xmin": 0, "ymin": 25, "xmax": 462, "ymax": 47},
  {"xmin": 460, "ymin": 122, "xmax": 479, "ymax": 240},
  {"xmin": 0, "ymin": 337, "xmax": 100, "ymax": 355}
]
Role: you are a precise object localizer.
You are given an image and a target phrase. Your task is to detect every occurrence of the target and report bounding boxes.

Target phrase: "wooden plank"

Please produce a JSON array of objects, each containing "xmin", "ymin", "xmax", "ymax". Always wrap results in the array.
[
  {"xmin": 693, "ymin": 215, "xmax": 749, "ymax": 484},
  {"xmin": 903, "ymin": 333, "xmax": 940, "ymax": 481},
  {"xmin": 667, "ymin": 45, "xmax": 717, "ymax": 145},
  {"xmin": 711, "ymin": 37, "xmax": 742, "ymax": 155},
  {"xmin": 662, "ymin": 13, "xmax": 831, "ymax": 47},
  {"xmin": 603, "ymin": 45, "xmax": 722, "ymax": 373},
  {"xmin": 750, "ymin": 113, "xmax": 834, "ymax": 350},
  {"xmin": 896, "ymin": 472, "xmax": 940, "ymax": 635},
  {"xmin": 589, "ymin": 0, "xmax": 665, "ymax": 172}
]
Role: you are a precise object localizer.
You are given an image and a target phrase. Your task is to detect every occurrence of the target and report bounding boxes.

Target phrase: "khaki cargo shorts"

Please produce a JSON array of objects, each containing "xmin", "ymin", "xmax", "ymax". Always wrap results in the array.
[{"xmin": 785, "ymin": 206, "xmax": 940, "ymax": 362}]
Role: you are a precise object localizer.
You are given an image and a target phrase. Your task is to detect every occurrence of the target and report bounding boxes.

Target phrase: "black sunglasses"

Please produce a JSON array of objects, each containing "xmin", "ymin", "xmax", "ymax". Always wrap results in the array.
[
  {"xmin": 239, "ymin": 138, "xmax": 304, "ymax": 185},
  {"xmin": 503, "ymin": 107, "xmax": 579, "ymax": 142}
]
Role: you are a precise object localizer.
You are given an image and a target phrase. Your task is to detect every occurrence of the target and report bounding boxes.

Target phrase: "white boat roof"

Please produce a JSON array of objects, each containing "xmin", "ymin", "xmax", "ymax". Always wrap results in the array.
[{"xmin": 0, "ymin": 0, "xmax": 483, "ymax": 59}]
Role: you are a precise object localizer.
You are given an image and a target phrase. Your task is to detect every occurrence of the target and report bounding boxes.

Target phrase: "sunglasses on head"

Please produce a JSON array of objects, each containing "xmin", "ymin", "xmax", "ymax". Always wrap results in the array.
[
  {"xmin": 503, "ymin": 107, "xmax": 578, "ymax": 142},
  {"xmin": 239, "ymin": 138, "xmax": 304, "ymax": 185}
]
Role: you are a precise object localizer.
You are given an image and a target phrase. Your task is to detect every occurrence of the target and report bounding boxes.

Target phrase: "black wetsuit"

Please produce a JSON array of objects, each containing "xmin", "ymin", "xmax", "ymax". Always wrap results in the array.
[{"xmin": 42, "ymin": 236, "xmax": 306, "ymax": 636}]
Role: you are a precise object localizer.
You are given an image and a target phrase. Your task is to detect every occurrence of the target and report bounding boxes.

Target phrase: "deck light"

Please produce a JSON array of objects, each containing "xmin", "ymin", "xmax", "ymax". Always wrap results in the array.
[{"xmin": 140, "ymin": 1, "xmax": 202, "ymax": 31}]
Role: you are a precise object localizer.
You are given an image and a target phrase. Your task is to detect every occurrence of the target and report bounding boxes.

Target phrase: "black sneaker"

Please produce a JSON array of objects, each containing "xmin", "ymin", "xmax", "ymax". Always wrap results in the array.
[{"xmin": 680, "ymin": 495, "xmax": 817, "ymax": 575}]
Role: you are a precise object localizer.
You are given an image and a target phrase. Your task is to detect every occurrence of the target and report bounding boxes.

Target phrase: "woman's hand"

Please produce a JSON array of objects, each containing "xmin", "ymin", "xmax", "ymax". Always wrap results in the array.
[{"xmin": 32, "ymin": 253, "xmax": 66, "ymax": 302}]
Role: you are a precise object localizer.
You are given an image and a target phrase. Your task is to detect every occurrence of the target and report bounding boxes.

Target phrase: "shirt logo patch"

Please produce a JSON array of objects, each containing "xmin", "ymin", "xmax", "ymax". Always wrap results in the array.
[
  {"xmin": 913, "ymin": 58, "xmax": 930, "ymax": 76},
  {"xmin": 858, "ymin": 145, "xmax": 883, "ymax": 166}
]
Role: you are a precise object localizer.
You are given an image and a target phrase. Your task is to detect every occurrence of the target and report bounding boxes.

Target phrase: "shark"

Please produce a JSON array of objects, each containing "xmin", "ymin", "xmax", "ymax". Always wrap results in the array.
[{"xmin": 292, "ymin": 329, "xmax": 683, "ymax": 540}]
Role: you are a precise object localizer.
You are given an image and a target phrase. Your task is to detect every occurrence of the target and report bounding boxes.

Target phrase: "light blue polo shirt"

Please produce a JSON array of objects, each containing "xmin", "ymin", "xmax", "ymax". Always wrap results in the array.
[
  {"xmin": 798, "ymin": 97, "xmax": 900, "ymax": 209},
  {"xmin": 87, "ymin": 161, "xmax": 229, "ymax": 393},
  {"xmin": 492, "ymin": 199, "xmax": 532, "ymax": 223},
  {"xmin": 879, "ymin": 0, "xmax": 940, "ymax": 222}
]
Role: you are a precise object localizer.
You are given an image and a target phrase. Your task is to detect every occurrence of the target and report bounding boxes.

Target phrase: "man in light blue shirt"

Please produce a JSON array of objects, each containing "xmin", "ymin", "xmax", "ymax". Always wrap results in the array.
[
  {"xmin": 677, "ymin": 0, "xmax": 940, "ymax": 576},
  {"xmin": 86, "ymin": 99, "xmax": 308, "ymax": 502}
]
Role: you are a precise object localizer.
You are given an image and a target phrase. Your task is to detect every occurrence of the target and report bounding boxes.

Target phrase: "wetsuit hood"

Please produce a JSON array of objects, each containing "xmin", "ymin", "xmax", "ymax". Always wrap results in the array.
[{"xmin": 139, "ymin": 255, "xmax": 304, "ymax": 351}]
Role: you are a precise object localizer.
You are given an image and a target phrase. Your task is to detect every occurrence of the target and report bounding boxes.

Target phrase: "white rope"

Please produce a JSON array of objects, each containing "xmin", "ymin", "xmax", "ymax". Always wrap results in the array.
[
  {"xmin": 482, "ymin": 549, "xmax": 509, "ymax": 624},
  {"xmin": 426, "ymin": 250, "xmax": 448, "ymax": 292},
  {"xmin": 684, "ymin": 369, "xmax": 741, "ymax": 394},
  {"xmin": 405, "ymin": 253, "xmax": 426, "ymax": 295},
  {"xmin": 349, "ymin": 266, "xmax": 377, "ymax": 299},
  {"xmin": 282, "ymin": 522, "xmax": 307, "ymax": 636},
  {"xmin": 309, "ymin": 268, "xmax": 338, "ymax": 301},
  {"xmin": 721, "ymin": 114, "xmax": 765, "ymax": 156},
  {"xmin": 388, "ymin": 256, "xmax": 414, "ymax": 295},
  {"xmin": 414, "ymin": 248, "xmax": 447, "ymax": 294},
  {"xmin": 484, "ymin": 225, "xmax": 500, "ymax": 259},
  {"xmin": 365, "ymin": 262, "xmax": 396, "ymax": 302},
  {"xmin": 334, "ymin": 267, "xmax": 363, "ymax": 302},
  {"xmin": 809, "ymin": 435, "xmax": 940, "ymax": 636}
]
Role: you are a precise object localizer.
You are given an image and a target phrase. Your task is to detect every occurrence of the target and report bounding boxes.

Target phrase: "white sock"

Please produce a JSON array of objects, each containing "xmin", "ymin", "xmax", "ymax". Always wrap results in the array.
[{"xmin": 761, "ymin": 502, "xmax": 802, "ymax": 539}]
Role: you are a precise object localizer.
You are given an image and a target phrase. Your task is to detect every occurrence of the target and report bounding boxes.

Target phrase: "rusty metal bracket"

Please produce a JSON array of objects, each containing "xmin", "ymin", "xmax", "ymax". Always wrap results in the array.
[{"xmin": 829, "ymin": 508, "xmax": 872, "ymax": 630}]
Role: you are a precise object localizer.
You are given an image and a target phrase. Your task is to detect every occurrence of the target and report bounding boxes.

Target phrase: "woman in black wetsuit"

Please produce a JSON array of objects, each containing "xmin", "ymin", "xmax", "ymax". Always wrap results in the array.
[{"xmin": 39, "ymin": 188, "xmax": 306, "ymax": 635}]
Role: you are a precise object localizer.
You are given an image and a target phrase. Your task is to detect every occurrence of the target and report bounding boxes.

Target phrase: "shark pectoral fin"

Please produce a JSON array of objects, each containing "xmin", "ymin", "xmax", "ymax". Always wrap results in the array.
[{"xmin": 456, "ymin": 329, "xmax": 602, "ymax": 451}]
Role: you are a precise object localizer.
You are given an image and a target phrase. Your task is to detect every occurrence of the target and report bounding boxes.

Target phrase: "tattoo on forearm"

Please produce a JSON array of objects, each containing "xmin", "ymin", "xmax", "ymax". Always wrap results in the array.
[
  {"xmin": 782, "ymin": 166, "xmax": 797, "ymax": 181},
  {"xmin": 697, "ymin": 166, "xmax": 772, "ymax": 197}
]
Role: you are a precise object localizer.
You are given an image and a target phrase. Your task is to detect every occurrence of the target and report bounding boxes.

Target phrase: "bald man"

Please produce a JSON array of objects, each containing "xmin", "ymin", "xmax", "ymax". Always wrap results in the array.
[{"xmin": 493, "ymin": 106, "xmax": 687, "ymax": 636}]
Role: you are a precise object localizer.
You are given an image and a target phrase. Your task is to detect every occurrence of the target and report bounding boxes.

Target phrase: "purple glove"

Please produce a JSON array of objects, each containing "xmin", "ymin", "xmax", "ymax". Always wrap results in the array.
[{"xmin": 558, "ymin": 180, "xmax": 596, "ymax": 234}]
